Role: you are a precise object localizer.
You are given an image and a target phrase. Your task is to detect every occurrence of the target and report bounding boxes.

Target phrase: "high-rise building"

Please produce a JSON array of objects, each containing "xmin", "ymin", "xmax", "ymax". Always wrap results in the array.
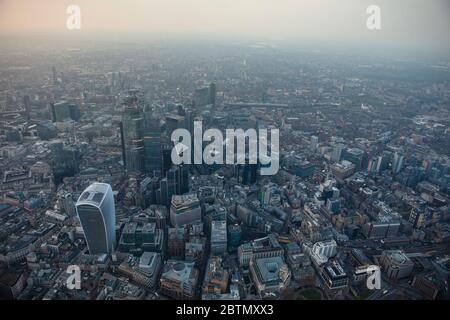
[
  {"xmin": 52, "ymin": 66, "xmax": 57, "ymax": 85},
  {"xmin": 23, "ymin": 95, "xmax": 31, "ymax": 121},
  {"xmin": 210, "ymin": 220, "xmax": 227, "ymax": 255},
  {"xmin": 331, "ymin": 144, "xmax": 344, "ymax": 163},
  {"xmin": 392, "ymin": 152, "xmax": 404, "ymax": 174},
  {"xmin": 121, "ymin": 97, "xmax": 145, "ymax": 173},
  {"xmin": 209, "ymin": 82, "xmax": 216, "ymax": 106},
  {"xmin": 143, "ymin": 108, "xmax": 162, "ymax": 177},
  {"xmin": 170, "ymin": 194, "xmax": 202, "ymax": 227},
  {"xmin": 310, "ymin": 135, "xmax": 319, "ymax": 152},
  {"xmin": 227, "ymin": 224, "xmax": 242, "ymax": 251},
  {"xmin": 76, "ymin": 183, "xmax": 116, "ymax": 255},
  {"xmin": 241, "ymin": 163, "xmax": 258, "ymax": 185},
  {"xmin": 49, "ymin": 140, "xmax": 80, "ymax": 184},
  {"xmin": 52, "ymin": 101, "xmax": 81, "ymax": 123},
  {"xmin": 342, "ymin": 148, "xmax": 367, "ymax": 171},
  {"xmin": 376, "ymin": 151, "xmax": 392, "ymax": 173},
  {"xmin": 193, "ymin": 83, "xmax": 216, "ymax": 107}
]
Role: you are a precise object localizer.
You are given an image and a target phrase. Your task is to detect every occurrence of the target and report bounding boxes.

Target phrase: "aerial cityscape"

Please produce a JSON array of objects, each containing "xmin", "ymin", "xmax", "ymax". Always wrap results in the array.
[{"xmin": 0, "ymin": 0, "xmax": 450, "ymax": 301}]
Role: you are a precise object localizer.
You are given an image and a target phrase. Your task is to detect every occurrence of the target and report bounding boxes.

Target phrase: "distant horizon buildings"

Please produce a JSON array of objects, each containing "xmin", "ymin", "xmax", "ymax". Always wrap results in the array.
[
  {"xmin": 193, "ymin": 83, "xmax": 216, "ymax": 107},
  {"xmin": 76, "ymin": 183, "xmax": 116, "ymax": 255}
]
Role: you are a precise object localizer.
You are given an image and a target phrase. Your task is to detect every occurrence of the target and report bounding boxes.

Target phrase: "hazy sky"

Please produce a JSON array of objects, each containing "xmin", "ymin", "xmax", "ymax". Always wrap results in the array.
[{"xmin": 1, "ymin": 0, "xmax": 449, "ymax": 51}]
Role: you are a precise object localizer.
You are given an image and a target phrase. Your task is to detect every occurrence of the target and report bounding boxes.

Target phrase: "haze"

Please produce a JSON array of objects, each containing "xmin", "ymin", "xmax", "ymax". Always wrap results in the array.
[{"xmin": 0, "ymin": 0, "xmax": 449, "ymax": 53}]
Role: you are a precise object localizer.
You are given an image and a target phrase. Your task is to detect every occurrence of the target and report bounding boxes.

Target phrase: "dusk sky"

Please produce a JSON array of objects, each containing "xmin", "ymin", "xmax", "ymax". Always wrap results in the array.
[{"xmin": 0, "ymin": 0, "xmax": 449, "ymax": 52}]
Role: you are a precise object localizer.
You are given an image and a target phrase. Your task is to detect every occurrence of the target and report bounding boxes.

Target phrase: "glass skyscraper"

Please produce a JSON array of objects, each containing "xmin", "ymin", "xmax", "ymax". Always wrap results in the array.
[{"xmin": 76, "ymin": 183, "xmax": 116, "ymax": 255}]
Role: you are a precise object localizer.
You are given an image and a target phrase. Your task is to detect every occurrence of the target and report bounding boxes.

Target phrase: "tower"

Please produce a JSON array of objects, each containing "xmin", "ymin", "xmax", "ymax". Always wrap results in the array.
[{"xmin": 76, "ymin": 183, "xmax": 116, "ymax": 255}]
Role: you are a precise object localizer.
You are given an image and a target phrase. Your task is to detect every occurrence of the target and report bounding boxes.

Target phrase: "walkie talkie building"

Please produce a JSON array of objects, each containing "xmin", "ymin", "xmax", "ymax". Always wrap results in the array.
[{"xmin": 76, "ymin": 183, "xmax": 116, "ymax": 255}]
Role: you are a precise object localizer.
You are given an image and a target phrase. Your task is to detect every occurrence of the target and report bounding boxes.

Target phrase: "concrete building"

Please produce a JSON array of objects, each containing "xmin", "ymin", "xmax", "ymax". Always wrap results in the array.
[
  {"xmin": 170, "ymin": 194, "xmax": 202, "ymax": 227},
  {"xmin": 321, "ymin": 260, "xmax": 349, "ymax": 290},
  {"xmin": 210, "ymin": 220, "xmax": 227, "ymax": 255},
  {"xmin": 202, "ymin": 257, "xmax": 229, "ymax": 294},
  {"xmin": 159, "ymin": 260, "xmax": 199, "ymax": 300},
  {"xmin": 238, "ymin": 234, "xmax": 283, "ymax": 267},
  {"xmin": 249, "ymin": 256, "xmax": 290, "ymax": 296},
  {"xmin": 380, "ymin": 250, "xmax": 414, "ymax": 280}
]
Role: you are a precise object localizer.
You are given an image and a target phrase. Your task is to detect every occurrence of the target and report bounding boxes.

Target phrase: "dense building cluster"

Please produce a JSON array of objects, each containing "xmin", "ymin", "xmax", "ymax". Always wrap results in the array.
[{"xmin": 1, "ymin": 39, "xmax": 450, "ymax": 300}]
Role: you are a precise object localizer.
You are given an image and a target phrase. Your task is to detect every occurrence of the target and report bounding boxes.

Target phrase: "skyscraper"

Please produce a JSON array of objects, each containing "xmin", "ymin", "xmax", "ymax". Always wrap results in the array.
[
  {"xmin": 121, "ymin": 97, "xmax": 145, "ymax": 173},
  {"xmin": 193, "ymin": 82, "xmax": 216, "ymax": 107},
  {"xmin": 52, "ymin": 66, "xmax": 57, "ymax": 85},
  {"xmin": 331, "ymin": 144, "xmax": 344, "ymax": 163},
  {"xmin": 392, "ymin": 152, "xmax": 404, "ymax": 174},
  {"xmin": 23, "ymin": 95, "xmax": 31, "ymax": 121},
  {"xmin": 143, "ymin": 107, "xmax": 162, "ymax": 177},
  {"xmin": 76, "ymin": 183, "xmax": 116, "ymax": 255},
  {"xmin": 310, "ymin": 135, "xmax": 319, "ymax": 152}
]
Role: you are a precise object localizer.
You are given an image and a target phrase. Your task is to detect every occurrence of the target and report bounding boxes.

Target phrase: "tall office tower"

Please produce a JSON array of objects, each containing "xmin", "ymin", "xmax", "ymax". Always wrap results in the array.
[
  {"xmin": 23, "ymin": 95, "xmax": 31, "ymax": 120},
  {"xmin": 193, "ymin": 82, "xmax": 216, "ymax": 107},
  {"xmin": 331, "ymin": 144, "xmax": 344, "ymax": 162},
  {"xmin": 376, "ymin": 151, "xmax": 391, "ymax": 173},
  {"xmin": 367, "ymin": 157, "xmax": 379, "ymax": 173},
  {"xmin": 193, "ymin": 87, "xmax": 210, "ymax": 107},
  {"xmin": 121, "ymin": 97, "xmax": 145, "ymax": 173},
  {"xmin": 209, "ymin": 82, "xmax": 216, "ymax": 106},
  {"xmin": 76, "ymin": 183, "xmax": 116, "ymax": 255},
  {"xmin": 49, "ymin": 140, "xmax": 80, "ymax": 184},
  {"xmin": 392, "ymin": 152, "xmax": 404, "ymax": 174},
  {"xmin": 210, "ymin": 220, "xmax": 227, "ymax": 255},
  {"xmin": 52, "ymin": 101, "xmax": 81, "ymax": 122},
  {"xmin": 183, "ymin": 108, "xmax": 194, "ymax": 136},
  {"xmin": 179, "ymin": 164, "xmax": 189, "ymax": 194},
  {"xmin": 227, "ymin": 224, "xmax": 242, "ymax": 251},
  {"xmin": 241, "ymin": 163, "xmax": 258, "ymax": 185},
  {"xmin": 52, "ymin": 66, "xmax": 57, "ymax": 85},
  {"xmin": 143, "ymin": 107, "xmax": 162, "ymax": 177},
  {"xmin": 165, "ymin": 114, "xmax": 186, "ymax": 136},
  {"xmin": 310, "ymin": 135, "xmax": 319, "ymax": 151},
  {"xmin": 159, "ymin": 178, "xmax": 169, "ymax": 207},
  {"xmin": 166, "ymin": 166, "xmax": 179, "ymax": 199},
  {"xmin": 161, "ymin": 145, "xmax": 173, "ymax": 175}
]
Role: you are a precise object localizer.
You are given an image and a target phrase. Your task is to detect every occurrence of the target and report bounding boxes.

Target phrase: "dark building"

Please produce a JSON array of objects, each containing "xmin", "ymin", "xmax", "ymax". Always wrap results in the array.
[
  {"xmin": 342, "ymin": 148, "xmax": 368, "ymax": 171},
  {"xmin": 143, "ymin": 108, "xmax": 162, "ymax": 177},
  {"xmin": 193, "ymin": 82, "xmax": 216, "ymax": 107},
  {"xmin": 23, "ymin": 95, "xmax": 31, "ymax": 120},
  {"xmin": 121, "ymin": 97, "xmax": 145, "ymax": 173},
  {"xmin": 51, "ymin": 101, "xmax": 81, "ymax": 122},
  {"xmin": 240, "ymin": 163, "xmax": 258, "ymax": 185},
  {"xmin": 49, "ymin": 141, "xmax": 80, "ymax": 185}
]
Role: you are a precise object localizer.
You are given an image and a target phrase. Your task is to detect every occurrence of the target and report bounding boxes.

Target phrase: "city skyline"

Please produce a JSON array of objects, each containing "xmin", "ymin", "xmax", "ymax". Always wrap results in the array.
[{"xmin": 0, "ymin": 1, "xmax": 449, "ymax": 303}]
